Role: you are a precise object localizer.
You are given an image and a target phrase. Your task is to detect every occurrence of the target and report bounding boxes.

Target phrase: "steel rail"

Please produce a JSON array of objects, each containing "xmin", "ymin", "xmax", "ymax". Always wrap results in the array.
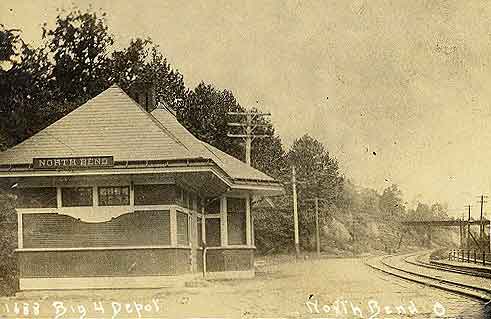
[{"xmin": 364, "ymin": 253, "xmax": 491, "ymax": 302}]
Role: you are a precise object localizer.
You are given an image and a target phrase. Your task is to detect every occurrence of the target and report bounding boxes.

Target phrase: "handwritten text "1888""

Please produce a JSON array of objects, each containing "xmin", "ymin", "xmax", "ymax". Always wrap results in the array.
[{"xmin": 2, "ymin": 299, "xmax": 161, "ymax": 319}]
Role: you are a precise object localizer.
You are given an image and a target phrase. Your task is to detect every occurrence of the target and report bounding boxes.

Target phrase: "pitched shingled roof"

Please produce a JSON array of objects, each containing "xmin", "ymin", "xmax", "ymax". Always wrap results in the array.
[
  {"xmin": 0, "ymin": 84, "xmax": 276, "ymax": 183},
  {"xmin": 151, "ymin": 107, "xmax": 275, "ymax": 181}
]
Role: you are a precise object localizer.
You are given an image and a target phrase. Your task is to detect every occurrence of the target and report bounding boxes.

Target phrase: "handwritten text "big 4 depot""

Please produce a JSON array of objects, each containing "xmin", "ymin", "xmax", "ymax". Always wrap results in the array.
[{"xmin": 52, "ymin": 299, "xmax": 161, "ymax": 319}]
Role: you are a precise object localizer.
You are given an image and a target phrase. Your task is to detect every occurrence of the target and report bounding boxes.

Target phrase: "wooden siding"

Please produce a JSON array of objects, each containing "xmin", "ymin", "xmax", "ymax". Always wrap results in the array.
[
  {"xmin": 203, "ymin": 248, "xmax": 254, "ymax": 272},
  {"xmin": 18, "ymin": 248, "xmax": 191, "ymax": 278},
  {"xmin": 23, "ymin": 210, "xmax": 170, "ymax": 248}
]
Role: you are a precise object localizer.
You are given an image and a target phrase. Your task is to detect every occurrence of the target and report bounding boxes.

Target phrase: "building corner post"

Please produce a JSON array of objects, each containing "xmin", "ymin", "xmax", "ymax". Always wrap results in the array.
[
  {"xmin": 220, "ymin": 196, "xmax": 228, "ymax": 247},
  {"xmin": 170, "ymin": 206, "xmax": 177, "ymax": 246},
  {"xmin": 246, "ymin": 194, "xmax": 252, "ymax": 246}
]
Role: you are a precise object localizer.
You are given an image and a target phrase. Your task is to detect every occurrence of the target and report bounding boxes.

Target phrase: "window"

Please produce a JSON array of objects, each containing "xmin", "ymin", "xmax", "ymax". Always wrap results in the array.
[
  {"xmin": 197, "ymin": 217, "xmax": 203, "ymax": 247},
  {"xmin": 205, "ymin": 198, "xmax": 220, "ymax": 214},
  {"xmin": 205, "ymin": 218, "xmax": 221, "ymax": 247},
  {"xmin": 98, "ymin": 186, "xmax": 129, "ymax": 206},
  {"xmin": 16, "ymin": 187, "xmax": 57, "ymax": 208},
  {"xmin": 227, "ymin": 198, "xmax": 247, "ymax": 245},
  {"xmin": 134, "ymin": 184, "xmax": 177, "ymax": 205},
  {"xmin": 177, "ymin": 211, "xmax": 189, "ymax": 245},
  {"xmin": 62, "ymin": 187, "xmax": 93, "ymax": 207}
]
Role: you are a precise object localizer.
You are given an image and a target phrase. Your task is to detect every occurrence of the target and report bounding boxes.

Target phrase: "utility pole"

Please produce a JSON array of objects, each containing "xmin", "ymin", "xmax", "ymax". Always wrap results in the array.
[
  {"xmin": 477, "ymin": 195, "xmax": 488, "ymax": 241},
  {"xmin": 466, "ymin": 205, "xmax": 471, "ymax": 249},
  {"xmin": 315, "ymin": 197, "xmax": 320, "ymax": 258},
  {"xmin": 227, "ymin": 111, "xmax": 271, "ymax": 166},
  {"xmin": 292, "ymin": 165, "xmax": 300, "ymax": 258},
  {"xmin": 228, "ymin": 110, "xmax": 271, "ymax": 258},
  {"xmin": 481, "ymin": 195, "xmax": 484, "ymax": 240},
  {"xmin": 465, "ymin": 205, "xmax": 471, "ymax": 249}
]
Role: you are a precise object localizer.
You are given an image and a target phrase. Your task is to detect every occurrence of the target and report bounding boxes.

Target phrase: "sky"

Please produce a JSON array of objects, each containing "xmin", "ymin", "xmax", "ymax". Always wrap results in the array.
[{"xmin": 2, "ymin": 0, "xmax": 491, "ymax": 217}]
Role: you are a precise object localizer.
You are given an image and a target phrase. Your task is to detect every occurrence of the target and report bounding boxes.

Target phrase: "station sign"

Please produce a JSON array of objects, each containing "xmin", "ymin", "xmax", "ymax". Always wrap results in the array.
[{"xmin": 33, "ymin": 156, "xmax": 114, "ymax": 170}]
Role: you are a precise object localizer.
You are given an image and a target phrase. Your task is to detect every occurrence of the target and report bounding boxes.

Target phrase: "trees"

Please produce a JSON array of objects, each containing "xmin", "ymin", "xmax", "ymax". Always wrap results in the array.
[
  {"xmin": 110, "ymin": 38, "xmax": 186, "ymax": 109},
  {"xmin": 255, "ymin": 134, "xmax": 345, "ymax": 251},
  {"xmin": 1, "ymin": 8, "xmax": 188, "ymax": 149},
  {"xmin": 0, "ymin": 25, "xmax": 54, "ymax": 148},
  {"xmin": 178, "ymin": 82, "xmax": 245, "ymax": 160},
  {"xmin": 286, "ymin": 134, "xmax": 344, "ymax": 207},
  {"xmin": 379, "ymin": 184, "xmax": 406, "ymax": 219},
  {"xmin": 0, "ymin": 25, "xmax": 21, "ymax": 65},
  {"xmin": 43, "ymin": 9, "xmax": 114, "ymax": 103}
]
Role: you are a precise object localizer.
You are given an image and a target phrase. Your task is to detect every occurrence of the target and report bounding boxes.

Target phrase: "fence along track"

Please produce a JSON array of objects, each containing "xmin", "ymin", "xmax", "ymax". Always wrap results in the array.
[
  {"xmin": 364, "ymin": 253, "xmax": 491, "ymax": 302},
  {"xmin": 406, "ymin": 253, "xmax": 491, "ymax": 279}
]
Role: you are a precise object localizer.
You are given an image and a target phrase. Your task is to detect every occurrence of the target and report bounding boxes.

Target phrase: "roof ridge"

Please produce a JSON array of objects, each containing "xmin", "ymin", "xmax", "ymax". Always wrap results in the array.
[
  {"xmin": 122, "ymin": 91, "xmax": 192, "ymax": 152},
  {"xmin": 5, "ymin": 84, "xmax": 121, "ymax": 154}
]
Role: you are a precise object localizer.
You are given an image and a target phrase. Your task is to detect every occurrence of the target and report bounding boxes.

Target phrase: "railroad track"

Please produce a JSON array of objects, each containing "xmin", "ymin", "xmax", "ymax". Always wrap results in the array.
[
  {"xmin": 365, "ymin": 252, "xmax": 491, "ymax": 303},
  {"xmin": 406, "ymin": 253, "xmax": 491, "ymax": 279}
]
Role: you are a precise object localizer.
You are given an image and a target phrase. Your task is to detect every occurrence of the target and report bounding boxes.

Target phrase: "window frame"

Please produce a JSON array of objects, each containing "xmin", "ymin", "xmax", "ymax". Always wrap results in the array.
[
  {"xmin": 176, "ymin": 210, "xmax": 190, "ymax": 246},
  {"xmin": 15, "ymin": 187, "xmax": 58, "ymax": 209},
  {"xmin": 227, "ymin": 197, "xmax": 247, "ymax": 246},
  {"xmin": 133, "ymin": 184, "xmax": 177, "ymax": 206},
  {"xmin": 98, "ymin": 186, "xmax": 130, "ymax": 207},
  {"xmin": 61, "ymin": 187, "xmax": 93, "ymax": 207}
]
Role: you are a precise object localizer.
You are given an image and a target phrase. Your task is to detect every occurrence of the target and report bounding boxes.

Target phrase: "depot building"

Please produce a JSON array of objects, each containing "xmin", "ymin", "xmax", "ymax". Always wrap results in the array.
[{"xmin": 0, "ymin": 85, "xmax": 283, "ymax": 290}]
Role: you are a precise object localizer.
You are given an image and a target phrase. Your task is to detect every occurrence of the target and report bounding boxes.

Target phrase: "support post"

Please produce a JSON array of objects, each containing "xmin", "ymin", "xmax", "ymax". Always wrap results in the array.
[
  {"xmin": 245, "ymin": 194, "xmax": 252, "ymax": 246},
  {"xmin": 92, "ymin": 186, "xmax": 98, "ymax": 207},
  {"xmin": 201, "ymin": 199, "xmax": 207, "ymax": 279},
  {"xmin": 57, "ymin": 187, "xmax": 62, "ymax": 208},
  {"xmin": 17, "ymin": 211, "xmax": 23, "ymax": 249},
  {"xmin": 201, "ymin": 199, "xmax": 206, "ymax": 244},
  {"xmin": 191, "ymin": 197, "xmax": 198, "ymax": 272},
  {"xmin": 170, "ymin": 207, "xmax": 177, "ymax": 246},
  {"xmin": 129, "ymin": 181, "xmax": 135, "ymax": 206},
  {"xmin": 220, "ymin": 196, "xmax": 228, "ymax": 247}
]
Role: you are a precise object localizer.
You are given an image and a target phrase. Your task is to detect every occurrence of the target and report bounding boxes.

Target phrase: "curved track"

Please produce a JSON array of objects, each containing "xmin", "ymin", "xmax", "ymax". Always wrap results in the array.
[
  {"xmin": 407, "ymin": 253, "xmax": 491, "ymax": 279},
  {"xmin": 365, "ymin": 252, "xmax": 491, "ymax": 303}
]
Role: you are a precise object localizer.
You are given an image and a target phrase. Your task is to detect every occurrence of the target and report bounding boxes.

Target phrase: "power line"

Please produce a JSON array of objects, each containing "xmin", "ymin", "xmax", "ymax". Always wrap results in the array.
[
  {"xmin": 227, "ymin": 110, "xmax": 272, "ymax": 165},
  {"xmin": 477, "ymin": 195, "xmax": 489, "ymax": 240}
]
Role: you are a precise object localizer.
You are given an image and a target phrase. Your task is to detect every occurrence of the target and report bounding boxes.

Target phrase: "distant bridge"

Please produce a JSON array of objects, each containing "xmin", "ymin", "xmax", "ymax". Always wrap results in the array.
[
  {"xmin": 402, "ymin": 219, "xmax": 490, "ymax": 250},
  {"xmin": 402, "ymin": 220, "xmax": 490, "ymax": 227}
]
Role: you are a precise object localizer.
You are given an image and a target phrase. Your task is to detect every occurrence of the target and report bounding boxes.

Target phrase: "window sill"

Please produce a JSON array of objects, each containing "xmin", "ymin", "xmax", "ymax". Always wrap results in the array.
[
  {"xmin": 197, "ymin": 246, "xmax": 256, "ymax": 250},
  {"xmin": 16, "ymin": 246, "xmax": 192, "ymax": 252}
]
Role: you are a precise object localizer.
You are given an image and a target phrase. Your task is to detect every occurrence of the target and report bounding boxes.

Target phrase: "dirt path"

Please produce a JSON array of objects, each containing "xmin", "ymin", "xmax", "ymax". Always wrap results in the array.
[{"xmin": 0, "ymin": 257, "xmax": 484, "ymax": 318}]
